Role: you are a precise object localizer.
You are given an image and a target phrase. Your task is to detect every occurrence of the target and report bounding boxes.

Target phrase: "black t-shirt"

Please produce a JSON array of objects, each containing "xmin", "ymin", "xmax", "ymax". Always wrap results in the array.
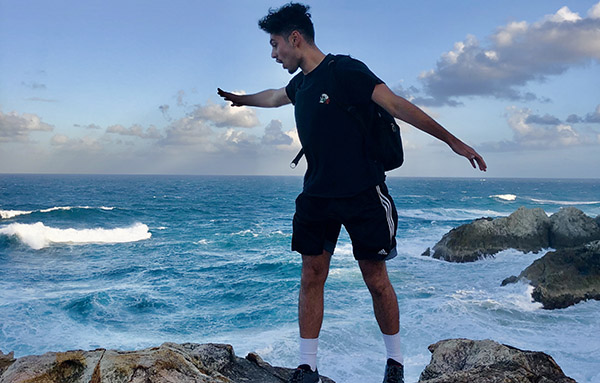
[{"xmin": 286, "ymin": 54, "xmax": 385, "ymax": 197}]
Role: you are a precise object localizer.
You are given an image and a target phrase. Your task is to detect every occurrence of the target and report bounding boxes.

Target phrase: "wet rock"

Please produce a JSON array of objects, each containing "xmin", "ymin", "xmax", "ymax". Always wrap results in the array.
[
  {"xmin": 549, "ymin": 207, "xmax": 600, "ymax": 248},
  {"xmin": 430, "ymin": 207, "xmax": 550, "ymax": 262},
  {"xmin": 502, "ymin": 240, "xmax": 600, "ymax": 309},
  {"xmin": 418, "ymin": 338, "xmax": 576, "ymax": 383},
  {"xmin": 427, "ymin": 206, "xmax": 600, "ymax": 263},
  {"xmin": 0, "ymin": 343, "xmax": 335, "ymax": 383}
]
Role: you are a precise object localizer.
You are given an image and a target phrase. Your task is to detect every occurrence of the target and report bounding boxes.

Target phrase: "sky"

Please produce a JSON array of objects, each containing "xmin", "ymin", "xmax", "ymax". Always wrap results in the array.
[{"xmin": 1, "ymin": 0, "xmax": 599, "ymax": 178}]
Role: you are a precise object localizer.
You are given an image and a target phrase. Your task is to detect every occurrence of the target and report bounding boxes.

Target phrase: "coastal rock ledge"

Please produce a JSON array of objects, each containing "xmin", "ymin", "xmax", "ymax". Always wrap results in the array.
[
  {"xmin": 1, "ymin": 339, "xmax": 577, "ymax": 383},
  {"xmin": 418, "ymin": 339, "xmax": 576, "ymax": 383},
  {"xmin": 0, "ymin": 343, "xmax": 335, "ymax": 383}
]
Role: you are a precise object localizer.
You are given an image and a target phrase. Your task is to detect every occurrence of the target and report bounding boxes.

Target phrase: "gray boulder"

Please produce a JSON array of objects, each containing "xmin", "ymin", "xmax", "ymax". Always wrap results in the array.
[
  {"xmin": 429, "ymin": 207, "xmax": 551, "ymax": 262},
  {"xmin": 427, "ymin": 206, "xmax": 600, "ymax": 263},
  {"xmin": 0, "ymin": 343, "xmax": 335, "ymax": 383},
  {"xmin": 549, "ymin": 207, "xmax": 600, "ymax": 248},
  {"xmin": 418, "ymin": 338, "xmax": 575, "ymax": 383},
  {"xmin": 502, "ymin": 240, "xmax": 600, "ymax": 309}
]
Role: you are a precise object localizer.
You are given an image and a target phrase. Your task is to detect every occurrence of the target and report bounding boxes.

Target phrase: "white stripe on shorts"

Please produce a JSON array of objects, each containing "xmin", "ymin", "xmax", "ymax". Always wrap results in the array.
[{"xmin": 376, "ymin": 185, "xmax": 394, "ymax": 243}]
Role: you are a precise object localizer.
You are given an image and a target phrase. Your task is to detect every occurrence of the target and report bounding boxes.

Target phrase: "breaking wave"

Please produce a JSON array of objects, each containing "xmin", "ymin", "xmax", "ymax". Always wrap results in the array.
[
  {"xmin": 490, "ymin": 194, "xmax": 517, "ymax": 201},
  {"xmin": 0, "ymin": 222, "xmax": 151, "ymax": 250},
  {"xmin": 0, "ymin": 206, "xmax": 115, "ymax": 220}
]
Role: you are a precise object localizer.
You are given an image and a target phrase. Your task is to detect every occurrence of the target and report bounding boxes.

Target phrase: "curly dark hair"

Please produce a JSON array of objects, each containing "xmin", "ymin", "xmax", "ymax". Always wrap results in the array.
[{"xmin": 258, "ymin": 2, "xmax": 315, "ymax": 43}]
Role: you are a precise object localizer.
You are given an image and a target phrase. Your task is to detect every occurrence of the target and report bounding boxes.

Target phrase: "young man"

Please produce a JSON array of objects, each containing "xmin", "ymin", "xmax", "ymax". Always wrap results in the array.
[{"xmin": 218, "ymin": 3, "xmax": 487, "ymax": 383}]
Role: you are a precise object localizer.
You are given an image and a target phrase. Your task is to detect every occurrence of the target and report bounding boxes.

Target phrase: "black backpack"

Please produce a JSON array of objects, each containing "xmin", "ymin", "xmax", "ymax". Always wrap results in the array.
[{"xmin": 291, "ymin": 55, "xmax": 404, "ymax": 171}]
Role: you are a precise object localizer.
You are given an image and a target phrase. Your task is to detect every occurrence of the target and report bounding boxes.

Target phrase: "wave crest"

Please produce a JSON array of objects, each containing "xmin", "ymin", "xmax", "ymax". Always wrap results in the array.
[{"xmin": 0, "ymin": 222, "xmax": 151, "ymax": 250}]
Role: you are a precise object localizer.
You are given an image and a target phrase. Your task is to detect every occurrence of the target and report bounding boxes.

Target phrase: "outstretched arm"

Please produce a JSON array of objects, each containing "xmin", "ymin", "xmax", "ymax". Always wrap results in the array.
[
  {"xmin": 372, "ymin": 83, "xmax": 487, "ymax": 171},
  {"xmin": 217, "ymin": 87, "xmax": 291, "ymax": 108}
]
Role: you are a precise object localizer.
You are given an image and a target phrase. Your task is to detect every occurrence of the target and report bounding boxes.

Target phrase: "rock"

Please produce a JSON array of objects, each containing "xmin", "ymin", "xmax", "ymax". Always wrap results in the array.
[
  {"xmin": 0, "ymin": 343, "xmax": 335, "ymax": 383},
  {"xmin": 418, "ymin": 338, "xmax": 576, "ymax": 383},
  {"xmin": 430, "ymin": 207, "xmax": 551, "ymax": 262},
  {"xmin": 502, "ymin": 240, "xmax": 600, "ymax": 309},
  {"xmin": 428, "ymin": 206, "xmax": 600, "ymax": 263},
  {"xmin": 0, "ymin": 351, "xmax": 15, "ymax": 376},
  {"xmin": 549, "ymin": 207, "xmax": 600, "ymax": 248}
]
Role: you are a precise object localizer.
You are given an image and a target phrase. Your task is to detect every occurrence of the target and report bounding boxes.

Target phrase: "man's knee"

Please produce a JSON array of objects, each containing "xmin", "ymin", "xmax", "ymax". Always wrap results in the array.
[
  {"xmin": 359, "ymin": 260, "xmax": 394, "ymax": 296},
  {"xmin": 301, "ymin": 251, "xmax": 331, "ymax": 286}
]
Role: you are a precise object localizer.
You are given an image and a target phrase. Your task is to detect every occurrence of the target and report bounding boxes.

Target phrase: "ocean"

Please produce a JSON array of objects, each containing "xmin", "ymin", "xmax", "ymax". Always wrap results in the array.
[{"xmin": 1, "ymin": 175, "xmax": 599, "ymax": 383}]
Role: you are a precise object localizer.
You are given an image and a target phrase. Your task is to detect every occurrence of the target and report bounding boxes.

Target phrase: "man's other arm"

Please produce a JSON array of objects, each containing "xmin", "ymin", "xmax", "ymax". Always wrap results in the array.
[
  {"xmin": 217, "ymin": 87, "xmax": 291, "ymax": 108},
  {"xmin": 372, "ymin": 83, "xmax": 487, "ymax": 171}
]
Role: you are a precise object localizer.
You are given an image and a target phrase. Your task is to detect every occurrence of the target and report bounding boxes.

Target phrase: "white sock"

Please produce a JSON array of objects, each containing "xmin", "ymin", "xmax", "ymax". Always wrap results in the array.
[
  {"xmin": 382, "ymin": 332, "xmax": 404, "ymax": 365},
  {"xmin": 299, "ymin": 337, "xmax": 318, "ymax": 371}
]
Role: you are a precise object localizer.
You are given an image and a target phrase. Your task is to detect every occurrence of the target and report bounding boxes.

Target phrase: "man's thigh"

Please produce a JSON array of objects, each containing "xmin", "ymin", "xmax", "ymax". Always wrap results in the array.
[{"xmin": 292, "ymin": 193, "xmax": 342, "ymax": 256}]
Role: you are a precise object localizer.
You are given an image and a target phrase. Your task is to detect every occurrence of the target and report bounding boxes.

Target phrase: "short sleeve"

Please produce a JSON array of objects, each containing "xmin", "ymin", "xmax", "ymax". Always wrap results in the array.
[
  {"xmin": 286, "ymin": 72, "xmax": 304, "ymax": 105},
  {"xmin": 335, "ymin": 56, "xmax": 384, "ymax": 105}
]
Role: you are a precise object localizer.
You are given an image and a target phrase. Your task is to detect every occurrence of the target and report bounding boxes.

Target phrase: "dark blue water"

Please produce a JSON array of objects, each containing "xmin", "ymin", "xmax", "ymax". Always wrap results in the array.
[{"xmin": 1, "ymin": 175, "xmax": 599, "ymax": 382}]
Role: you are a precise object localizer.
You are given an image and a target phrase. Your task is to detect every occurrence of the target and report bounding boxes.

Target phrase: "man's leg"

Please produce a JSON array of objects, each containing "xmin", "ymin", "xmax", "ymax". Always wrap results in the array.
[
  {"xmin": 297, "ymin": 250, "xmax": 331, "ymax": 372},
  {"xmin": 358, "ymin": 259, "xmax": 399, "ymax": 335},
  {"xmin": 358, "ymin": 259, "xmax": 404, "ymax": 368},
  {"xmin": 299, "ymin": 250, "xmax": 332, "ymax": 337}
]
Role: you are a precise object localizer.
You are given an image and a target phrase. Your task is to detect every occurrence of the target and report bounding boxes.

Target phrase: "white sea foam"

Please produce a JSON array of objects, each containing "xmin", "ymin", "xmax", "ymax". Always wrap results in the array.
[
  {"xmin": 530, "ymin": 198, "xmax": 600, "ymax": 206},
  {"xmin": 490, "ymin": 194, "xmax": 517, "ymax": 201},
  {"xmin": 1, "ymin": 206, "xmax": 116, "ymax": 219},
  {"xmin": 399, "ymin": 208, "xmax": 506, "ymax": 221},
  {"xmin": 0, "ymin": 222, "xmax": 151, "ymax": 250},
  {"xmin": 0, "ymin": 210, "xmax": 33, "ymax": 219}
]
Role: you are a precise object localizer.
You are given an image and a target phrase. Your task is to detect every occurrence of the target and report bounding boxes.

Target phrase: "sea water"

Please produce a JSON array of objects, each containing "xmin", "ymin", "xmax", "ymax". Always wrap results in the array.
[{"xmin": 0, "ymin": 175, "xmax": 599, "ymax": 383}]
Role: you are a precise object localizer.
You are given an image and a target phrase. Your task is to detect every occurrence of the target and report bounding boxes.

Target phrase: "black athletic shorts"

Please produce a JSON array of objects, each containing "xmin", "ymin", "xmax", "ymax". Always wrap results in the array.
[{"xmin": 292, "ymin": 182, "xmax": 398, "ymax": 261}]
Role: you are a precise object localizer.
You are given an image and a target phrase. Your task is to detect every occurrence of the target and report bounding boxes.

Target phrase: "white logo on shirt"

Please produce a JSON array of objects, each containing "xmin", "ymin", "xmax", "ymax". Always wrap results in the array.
[{"xmin": 319, "ymin": 93, "xmax": 330, "ymax": 104}]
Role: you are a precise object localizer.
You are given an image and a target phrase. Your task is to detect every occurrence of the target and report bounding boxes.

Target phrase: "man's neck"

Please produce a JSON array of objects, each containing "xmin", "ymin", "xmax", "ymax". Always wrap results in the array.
[{"xmin": 299, "ymin": 46, "xmax": 326, "ymax": 75}]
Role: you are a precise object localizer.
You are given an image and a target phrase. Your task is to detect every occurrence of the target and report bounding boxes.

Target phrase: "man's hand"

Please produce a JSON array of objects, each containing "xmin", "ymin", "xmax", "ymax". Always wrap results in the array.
[
  {"xmin": 449, "ymin": 138, "xmax": 487, "ymax": 171},
  {"xmin": 217, "ymin": 88, "xmax": 245, "ymax": 107}
]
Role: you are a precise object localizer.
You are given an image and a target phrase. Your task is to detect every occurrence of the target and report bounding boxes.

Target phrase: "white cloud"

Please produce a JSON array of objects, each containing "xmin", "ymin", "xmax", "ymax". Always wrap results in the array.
[
  {"xmin": 191, "ymin": 101, "xmax": 259, "ymax": 128},
  {"xmin": 50, "ymin": 134, "xmax": 104, "ymax": 152},
  {"xmin": 261, "ymin": 120, "xmax": 293, "ymax": 146},
  {"xmin": 0, "ymin": 110, "xmax": 53, "ymax": 142},
  {"xmin": 590, "ymin": 2, "xmax": 600, "ymax": 18},
  {"xmin": 160, "ymin": 115, "xmax": 217, "ymax": 151},
  {"xmin": 107, "ymin": 124, "xmax": 163, "ymax": 139},
  {"xmin": 419, "ymin": 2, "xmax": 600, "ymax": 105},
  {"xmin": 481, "ymin": 106, "xmax": 598, "ymax": 151}
]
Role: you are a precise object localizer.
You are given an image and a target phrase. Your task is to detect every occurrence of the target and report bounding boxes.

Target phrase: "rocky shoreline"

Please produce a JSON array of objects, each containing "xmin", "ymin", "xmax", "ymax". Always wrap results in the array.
[
  {"xmin": 423, "ymin": 206, "xmax": 600, "ymax": 309},
  {"xmin": 0, "ymin": 339, "xmax": 576, "ymax": 382}
]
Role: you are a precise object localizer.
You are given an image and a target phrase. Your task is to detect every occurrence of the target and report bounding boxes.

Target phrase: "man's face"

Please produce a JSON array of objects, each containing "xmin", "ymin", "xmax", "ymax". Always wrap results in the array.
[{"xmin": 269, "ymin": 33, "xmax": 299, "ymax": 74}]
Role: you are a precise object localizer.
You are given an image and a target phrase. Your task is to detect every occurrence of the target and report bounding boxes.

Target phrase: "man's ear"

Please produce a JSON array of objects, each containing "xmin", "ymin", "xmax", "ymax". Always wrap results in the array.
[{"xmin": 289, "ymin": 30, "xmax": 301, "ymax": 47}]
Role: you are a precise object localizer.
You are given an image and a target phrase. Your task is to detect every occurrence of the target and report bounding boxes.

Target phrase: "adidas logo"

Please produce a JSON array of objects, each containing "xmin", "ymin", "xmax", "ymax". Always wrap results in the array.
[{"xmin": 378, "ymin": 249, "xmax": 388, "ymax": 255}]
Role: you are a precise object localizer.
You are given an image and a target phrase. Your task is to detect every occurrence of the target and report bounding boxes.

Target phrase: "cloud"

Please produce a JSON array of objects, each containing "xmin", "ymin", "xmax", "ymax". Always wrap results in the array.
[
  {"xmin": 419, "ymin": 2, "xmax": 600, "ymax": 105},
  {"xmin": 191, "ymin": 102, "xmax": 259, "ymax": 128},
  {"xmin": 159, "ymin": 104, "xmax": 171, "ymax": 121},
  {"xmin": 50, "ymin": 134, "xmax": 104, "ymax": 152},
  {"xmin": 74, "ymin": 123, "xmax": 102, "ymax": 130},
  {"xmin": 0, "ymin": 110, "xmax": 54, "ymax": 142},
  {"xmin": 261, "ymin": 120, "xmax": 293, "ymax": 145},
  {"xmin": 159, "ymin": 115, "xmax": 216, "ymax": 151},
  {"xmin": 21, "ymin": 81, "xmax": 47, "ymax": 90},
  {"xmin": 584, "ymin": 104, "xmax": 600, "ymax": 123},
  {"xmin": 563, "ymin": 104, "xmax": 600, "ymax": 124},
  {"xmin": 107, "ymin": 124, "xmax": 163, "ymax": 139},
  {"xmin": 481, "ymin": 106, "xmax": 598, "ymax": 151}
]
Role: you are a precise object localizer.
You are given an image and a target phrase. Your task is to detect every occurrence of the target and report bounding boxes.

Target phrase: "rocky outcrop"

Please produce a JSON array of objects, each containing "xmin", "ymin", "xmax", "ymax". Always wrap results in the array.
[
  {"xmin": 0, "ymin": 343, "xmax": 335, "ymax": 383},
  {"xmin": 549, "ymin": 207, "xmax": 600, "ymax": 248},
  {"xmin": 425, "ymin": 207, "xmax": 600, "ymax": 262},
  {"xmin": 1, "ymin": 339, "xmax": 577, "ymax": 383},
  {"xmin": 418, "ymin": 339, "xmax": 576, "ymax": 383},
  {"xmin": 502, "ymin": 240, "xmax": 600, "ymax": 309}
]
